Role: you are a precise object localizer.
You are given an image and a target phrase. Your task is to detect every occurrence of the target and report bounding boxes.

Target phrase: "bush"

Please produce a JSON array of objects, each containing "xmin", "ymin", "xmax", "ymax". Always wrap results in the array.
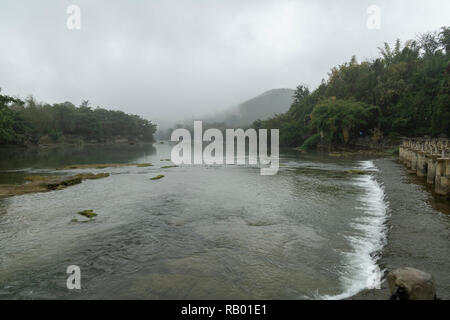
[
  {"xmin": 310, "ymin": 98, "xmax": 379, "ymax": 144},
  {"xmin": 300, "ymin": 134, "xmax": 321, "ymax": 150}
]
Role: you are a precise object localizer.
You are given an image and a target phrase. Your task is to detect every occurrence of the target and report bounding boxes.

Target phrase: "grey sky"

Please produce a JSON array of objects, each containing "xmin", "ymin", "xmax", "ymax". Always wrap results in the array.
[{"xmin": 1, "ymin": 0, "xmax": 449, "ymax": 128}]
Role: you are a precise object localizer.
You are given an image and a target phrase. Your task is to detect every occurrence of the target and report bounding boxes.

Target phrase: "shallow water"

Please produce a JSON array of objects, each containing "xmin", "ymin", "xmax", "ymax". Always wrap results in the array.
[{"xmin": 0, "ymin": 143, "xmax": 444, "ymax": 299}]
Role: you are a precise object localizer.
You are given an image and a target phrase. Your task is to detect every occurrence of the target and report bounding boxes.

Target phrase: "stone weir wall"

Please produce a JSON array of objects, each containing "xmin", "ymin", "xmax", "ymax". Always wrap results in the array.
[{"xmin": 399, "ymin": 138, "xmax": 450, "ymax": 198}]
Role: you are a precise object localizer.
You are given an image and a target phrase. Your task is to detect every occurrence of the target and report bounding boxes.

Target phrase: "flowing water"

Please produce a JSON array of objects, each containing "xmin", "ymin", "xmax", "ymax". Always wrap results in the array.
[{"xmin": 0, "ymin": 143, "xmax": 445, "ymax": 299}]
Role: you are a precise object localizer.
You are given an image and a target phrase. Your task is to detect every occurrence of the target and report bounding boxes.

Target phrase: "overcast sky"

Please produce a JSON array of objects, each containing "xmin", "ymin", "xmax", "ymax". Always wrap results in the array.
[{"xmin": 1, "ymin": 0, "xmax": 449, "ymax": 128}]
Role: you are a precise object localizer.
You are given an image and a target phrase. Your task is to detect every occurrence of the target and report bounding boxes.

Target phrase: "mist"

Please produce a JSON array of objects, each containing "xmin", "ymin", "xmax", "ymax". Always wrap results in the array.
[{"xmin": 1, "ymin": 0, "xmax": 449, "ymax": 129}]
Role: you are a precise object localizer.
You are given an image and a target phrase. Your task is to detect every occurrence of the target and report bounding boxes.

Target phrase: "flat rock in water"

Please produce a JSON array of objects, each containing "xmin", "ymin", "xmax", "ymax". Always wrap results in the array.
[
  {"xmin": 77, "ymin": 209, "xmax": 98, "ymax": 219},
  {"xmin": 0, "ymin": 173, "xmax": 110, "ymax": 198}
]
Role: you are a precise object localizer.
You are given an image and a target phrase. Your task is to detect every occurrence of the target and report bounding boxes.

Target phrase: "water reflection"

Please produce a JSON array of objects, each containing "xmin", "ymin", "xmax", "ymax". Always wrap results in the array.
[{"xmin": 0, "ymin": 143, "xmax": 156, "ymax": 184}]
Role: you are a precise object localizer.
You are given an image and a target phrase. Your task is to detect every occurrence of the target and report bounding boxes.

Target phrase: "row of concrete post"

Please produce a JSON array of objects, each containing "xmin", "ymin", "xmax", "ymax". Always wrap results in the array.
[{"xmin": 399, "ymin": 138, "xmax": 450, "ymax": 197}]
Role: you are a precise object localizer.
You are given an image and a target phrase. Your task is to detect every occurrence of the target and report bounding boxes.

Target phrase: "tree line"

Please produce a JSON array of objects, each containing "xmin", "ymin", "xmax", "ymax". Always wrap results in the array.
[
  {"xmin": 0, "ymin": 92, "xmax": 156, "ymax": 145},
  {"xmin": 254, "ymin": 27, "xmax": 450, "ymax": 149}
]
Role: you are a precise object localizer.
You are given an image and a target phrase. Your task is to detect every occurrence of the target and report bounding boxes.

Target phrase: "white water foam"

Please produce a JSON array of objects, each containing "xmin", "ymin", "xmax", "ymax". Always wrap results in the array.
[{"xmin": 322, "ymin": 160, "xmax": 389, "ymax": 300}]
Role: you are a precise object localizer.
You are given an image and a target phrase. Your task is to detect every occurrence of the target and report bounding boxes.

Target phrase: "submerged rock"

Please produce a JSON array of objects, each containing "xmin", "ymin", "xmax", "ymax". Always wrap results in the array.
[
  {"xmin": 0, "ymin": 183, "xmax": 48, "ymax": 198},
  {"xmin": 71, "ymin": 217, "xmax": 95, "ymax": 223},
  {"xmin": 0, "ymin": 173, "xmax": 110, "ymax": 198},
  {"xmin": 58, "ymin": 164, "xmax": 117, "ymax": 170},
  {"xmin": 24, "ymin": 175, "xmax": 56, "ymax": 182},
  {"xmin": 344, "ymin": 170, "xmax": 368, "ymax": 175},
  {"xmin": 0, "ymin": 175, "xmax": 82, "ymax": 197},
  {"xmin": 150, "ymin": 174, "xmax": 165, "ymax": 181},
  {"xmin": 45, "ymin": 176, "xmax": 83, "ymax": 190},
  {"xmin": 58, "ymin": 163, "xmax": 154, "ymax": 170},
  {"xmin": 75, "ymin": 173, "xmax": 110, "ymax": 180},
  {"xmin": 77, "ymin": 209, "xmax": 98, "ymax": 219},
  {"xmin": 135, "ymin": 163, "xmax": 153, "ymax": 167},
  {"xmin": 161, "ymin": 165, "xmax": 178, "ymax": 169}
]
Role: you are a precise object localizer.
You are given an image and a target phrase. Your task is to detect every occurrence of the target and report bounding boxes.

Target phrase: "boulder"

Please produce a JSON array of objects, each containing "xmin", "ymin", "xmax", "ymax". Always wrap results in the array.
[{"xmin": 388, "ymin": 268, "xmax": 436, "ymax": 300}]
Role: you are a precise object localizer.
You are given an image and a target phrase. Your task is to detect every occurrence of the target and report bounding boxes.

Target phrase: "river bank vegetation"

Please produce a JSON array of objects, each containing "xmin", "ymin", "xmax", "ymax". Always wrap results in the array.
[
  {"xmin": 254, "ymin": 27, "xmax": 450, "ymax": 150},
  {"xmin": 0, "ymin": 92, "xmax": 157, "ymax": 146}
]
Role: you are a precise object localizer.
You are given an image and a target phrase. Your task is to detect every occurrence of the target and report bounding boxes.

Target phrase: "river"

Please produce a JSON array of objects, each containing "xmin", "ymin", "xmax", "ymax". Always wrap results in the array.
[{"xmin": 0, "ymin": 143, "xmax": 448, "ymax": 299}]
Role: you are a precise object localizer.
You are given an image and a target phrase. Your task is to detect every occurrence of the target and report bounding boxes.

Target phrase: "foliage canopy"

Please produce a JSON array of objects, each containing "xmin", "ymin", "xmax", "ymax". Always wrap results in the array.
[
  {"xmin": 254, "ymin": 27, "xmax": 450, "ymax": 149},
  {"xmin": 0, "ymin": 90, "xmax": 156, "ymax": 145}
]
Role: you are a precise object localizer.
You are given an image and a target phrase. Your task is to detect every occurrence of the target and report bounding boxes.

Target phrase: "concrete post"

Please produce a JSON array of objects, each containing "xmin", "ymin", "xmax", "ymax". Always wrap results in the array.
[
  {"xmin": 426, "ymin": 154, "xmax": 440, "ymax": 185},
  {"xmin": 435, "ymin": 158, "xmax": 450, "ymax": 196},
  {"xmin": 398, "ymin": 138, "xmax": 450, "ymax": 196},
  {"xmin": 410, "ymin": 149, "xmax": 418, "ymax": 173},
  {"xmin": 416, "ymin": 151, "xmax": 427, "ymax": 177}
]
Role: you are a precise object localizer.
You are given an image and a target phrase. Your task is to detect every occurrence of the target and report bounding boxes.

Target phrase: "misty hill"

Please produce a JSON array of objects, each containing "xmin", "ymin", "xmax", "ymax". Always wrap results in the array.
[
  {"xmin": 206, "ymin": 88, "xmax": 295, "ymax": 127},
  {"xmin": 156, "ymin": 88, "xmax": 295, "ymax": 139}
]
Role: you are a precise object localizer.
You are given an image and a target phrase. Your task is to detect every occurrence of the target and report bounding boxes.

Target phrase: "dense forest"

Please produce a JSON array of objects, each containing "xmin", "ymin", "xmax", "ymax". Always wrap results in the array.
[
  {"xmin": 0, "ymin": 92, "xmax": 157, "ymax": 145},
  {"xmin": 254, "ymin": 27, "xmax": 450, "ymax": 149}
]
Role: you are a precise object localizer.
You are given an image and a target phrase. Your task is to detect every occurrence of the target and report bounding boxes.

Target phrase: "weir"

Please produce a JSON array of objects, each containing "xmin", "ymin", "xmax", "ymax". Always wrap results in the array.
[{"xmin": 399, "ymin": 138, "xmax": 450, "ymax": 198}]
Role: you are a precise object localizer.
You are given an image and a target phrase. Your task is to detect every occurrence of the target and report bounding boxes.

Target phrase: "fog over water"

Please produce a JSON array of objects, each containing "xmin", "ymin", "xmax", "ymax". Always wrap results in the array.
[{"xmin": 1, "ymin": 0, "xmax": 450, "ymax": 126}]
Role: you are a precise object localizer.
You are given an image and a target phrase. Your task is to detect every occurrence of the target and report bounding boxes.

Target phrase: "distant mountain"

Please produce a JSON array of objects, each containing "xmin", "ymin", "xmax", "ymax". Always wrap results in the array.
[
  {"xmin": 157, "ymin": 88, "xmax": 296, "ymax": 138},
  {"xmin": 206, "ymin": 88, "xmax": 295, "ymax": 127},
  {"xmin": 237, "ymin": 88, "xmax": 295, "ymax": 125}
]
